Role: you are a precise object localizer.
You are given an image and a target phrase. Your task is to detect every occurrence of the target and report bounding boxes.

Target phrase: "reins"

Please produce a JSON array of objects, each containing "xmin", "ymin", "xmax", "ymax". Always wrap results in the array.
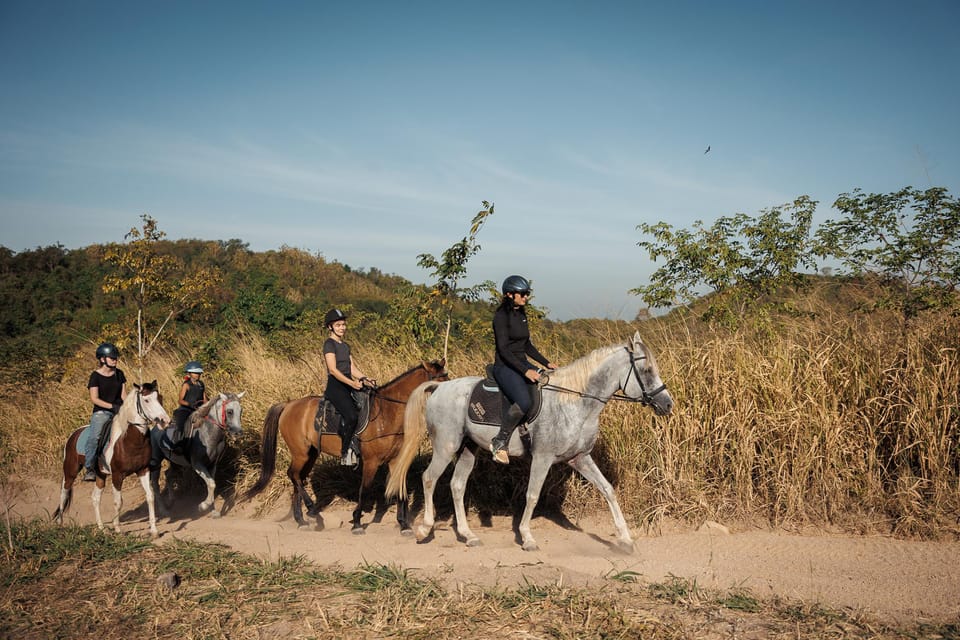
[
  {"xmin": 539, "ymin": 347, "xmax": 667, "ymax": 407},
  {"xmin": 201, "ymin": 396, "xmax": 237, "ymax": 431}
]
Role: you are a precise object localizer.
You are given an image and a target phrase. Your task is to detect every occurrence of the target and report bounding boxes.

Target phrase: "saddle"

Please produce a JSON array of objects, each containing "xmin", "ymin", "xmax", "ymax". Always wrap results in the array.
[
  {"xmin": 467, "ymin": 365, "xmax": 542, "ymax": 426},
  {"xmin": 312, "ymin": 390, "xmax": 372, "ymax": 437}
]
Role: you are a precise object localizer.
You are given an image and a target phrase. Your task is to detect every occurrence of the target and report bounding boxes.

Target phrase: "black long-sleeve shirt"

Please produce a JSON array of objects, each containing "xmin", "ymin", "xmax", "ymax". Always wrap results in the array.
[{"xmin": 493, "ymin": 304, "xmax": 549, "ymax": 374}]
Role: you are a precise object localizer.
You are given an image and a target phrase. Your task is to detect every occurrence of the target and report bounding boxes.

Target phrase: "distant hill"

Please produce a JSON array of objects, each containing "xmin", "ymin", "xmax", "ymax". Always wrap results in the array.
[{"xmin": 0, "ymin": 240, "xmax": 439, "ymax": 379}]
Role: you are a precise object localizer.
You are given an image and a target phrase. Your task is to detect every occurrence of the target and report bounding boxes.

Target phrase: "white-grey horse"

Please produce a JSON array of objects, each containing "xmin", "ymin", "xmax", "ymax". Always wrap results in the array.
[
  {"xmin": 406, "ymin": 331, "xmax": 673, "ymax": 552},
  {"xmin": 149, "ymin": 392, "xmax": 245, "ymax": 518}
]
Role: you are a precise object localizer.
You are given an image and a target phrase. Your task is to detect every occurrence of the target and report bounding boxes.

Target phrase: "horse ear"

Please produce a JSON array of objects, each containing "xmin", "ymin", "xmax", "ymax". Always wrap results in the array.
[
  {"xmin": 438, "ymin": 358, "xmax": 446, "ymax": 367},
  {"xmin": 632, "ymin": 331, "xmax": 644, "ymax": 349},
  {"xmin": 219, "ymin": 393, "xmax": 227, "ymax": 401},
  {"xmin": 237, "ymin": 391, "xmax": 246, "ymax": 398},
  {"xmin": 134, "ymin": 382, "xmax": 143, "ymax": 391}
]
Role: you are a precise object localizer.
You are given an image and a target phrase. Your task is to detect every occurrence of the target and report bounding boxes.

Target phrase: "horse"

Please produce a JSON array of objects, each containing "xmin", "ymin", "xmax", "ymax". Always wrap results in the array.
[
  {"xmin": 53, "ymin": 381, "xmax": 171, "ymax": 537},
  {"xmin": 149, "ymin": 392, "xmax": 246, "ymax": 519},
  {"xmin": 244, "ymin": 359, "xmax": 447, "ymax": 533},
  {"xmin": 406, "ymin": 331, "xmax": 673, "ymax": 552}
]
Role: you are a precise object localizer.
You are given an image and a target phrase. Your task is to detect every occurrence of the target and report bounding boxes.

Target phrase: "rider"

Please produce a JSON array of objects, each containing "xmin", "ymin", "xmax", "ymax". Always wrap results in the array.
[
  {"xmin": 84, "ymin": 342, "xmax": 127, "ymax": 481},
  {"xmin": 489, "ymin": 275, "xmax": 558, "ymax": 464},
  {"xmin": 322, "ymin": 308, "xmax": 374, "ymax": 466},
  {"xmin": 172, "ymin": 360, "xmax": 208, "ymax": 447}
]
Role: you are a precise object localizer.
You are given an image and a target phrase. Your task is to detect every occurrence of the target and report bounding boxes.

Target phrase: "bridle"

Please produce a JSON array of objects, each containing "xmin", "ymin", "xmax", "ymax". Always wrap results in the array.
[
  {"xmin": 128, "ymin": 388, "xmax": 165, "ymax": 428},
  {"xmin": 540, "ymin": 347, "xmax": 667, "ymax": 406},
  {"xmin": 369, "ymin": 364, "xmax": 449, "ymax": 406},
  {"xmin": 201, "ymin": 396, "xmax": 234, "ymax": 432}
]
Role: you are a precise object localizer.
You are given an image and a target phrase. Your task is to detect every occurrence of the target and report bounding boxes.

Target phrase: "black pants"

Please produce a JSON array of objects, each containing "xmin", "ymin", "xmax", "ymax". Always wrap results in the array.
[{"xmin": 325, "ymin": 379, "xmax": 358, "ymax": 455}]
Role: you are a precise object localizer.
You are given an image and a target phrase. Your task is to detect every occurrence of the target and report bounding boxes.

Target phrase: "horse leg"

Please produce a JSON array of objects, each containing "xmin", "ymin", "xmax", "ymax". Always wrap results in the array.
[
  {"xmin": 351, "ymin": 461, "xmax": 377, "ymax": 535},
  {"xmin": 149, "ymin": 466, "xmax": 168, "ymax": 519},
  {"xmin": 396, "ymin": 493, "xmax": 410, "ymax": 535},
  {"xmin": 110, "ymin": 475, "xmax": 124, "ymax": 533},
  {"xmin": 567, "ymin": 453, "xmax": 634, "ymax": 553},
  {"xmin": 417, "ymin": 447, "xmax": 456, "ymax": 541},
  {"xmin": 517, "ymin": 454, "xmax": 553, "ymax": 551},
  {"xmin": 450, "ymin": 447, "xmax": 481, "ymax": 547},
  {"xmin": 300, "ymin": 448, "xmax": 320, "ymax": 516},
  {"xmin": 287, "ymin": 464, "xmax": 306, "ymax": 527},
  {"xmin": 193, "ymin": 462, "xmax": 219, "ymax": 516},
  {"xmin": 92, "ymin": 482, "xmax": 106, "ymax": 530},
  {"xmin": 138, "ymin": 470, "xmax": 160, "ymax": 538}
]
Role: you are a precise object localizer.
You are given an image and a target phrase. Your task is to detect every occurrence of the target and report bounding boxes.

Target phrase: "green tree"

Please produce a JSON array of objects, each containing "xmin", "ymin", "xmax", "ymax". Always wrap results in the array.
[
  {"xmin": 415, "ymin": 201, "xmax": 496, "ymax": 359},
  {"xmin": 814, "ymin": 187, "xmax": 960, "ymax": 324},
  {"xmin": 632, "ymin": 196, "xmax": 818, "ymax": 327},
  {"xmin": 102, "ymin": 215, "xmax": 222, "ymax": 379}
]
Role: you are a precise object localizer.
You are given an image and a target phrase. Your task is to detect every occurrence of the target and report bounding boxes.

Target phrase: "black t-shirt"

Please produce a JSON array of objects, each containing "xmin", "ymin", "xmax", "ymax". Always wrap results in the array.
[
  {"xmin": 87, "ymin": 369, "xmax": 127, "ymax": 412},
  {"xmin": 323, "ymin": 338, "xmax": 353, "ymax": 379}
]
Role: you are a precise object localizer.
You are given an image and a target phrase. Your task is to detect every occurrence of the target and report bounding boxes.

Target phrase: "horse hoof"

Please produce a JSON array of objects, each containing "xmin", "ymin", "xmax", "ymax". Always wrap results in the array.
[
  {"xmin": 351, "ymin": 526, "xmax": 365, "ymax": 536},
  {"xmin": 297, "ymin": 523, "xmax": 311, "ymax": 530},
  {"xmin": 465, "ymin": 537, "xmax": 482, "ymax": 547},
  {"xmin": 614, "ymin": 540, "xmax": 635, "ymax": 554},
  {"xmin": 400, "ymin": 528, "xmax": 415, "ymax": 538},
  {"xmin": 209, "ymin": 510, "xmax": 221, "ymax": 519},
  {"xmin": 522, "ymin": 541, "xmax": 539, "ymax": 552}
]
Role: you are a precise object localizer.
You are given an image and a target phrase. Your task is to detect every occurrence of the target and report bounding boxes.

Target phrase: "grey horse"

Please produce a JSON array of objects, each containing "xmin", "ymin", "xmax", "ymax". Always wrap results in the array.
[
  {"xmin": 405, "ymin": 331, "xmax": 673, "ymax": 552},
  {"xmin": 149, "ymin": 392, "xmax": 245, "ymax": 518}
]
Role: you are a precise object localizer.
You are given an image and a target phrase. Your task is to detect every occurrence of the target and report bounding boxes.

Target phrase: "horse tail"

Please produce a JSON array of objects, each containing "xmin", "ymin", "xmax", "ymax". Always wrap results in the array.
[
  {"xmin": 384, "ymin": 380, "xmax": 440, "ymax": 500},
  {"xmin": 242, "ymin": 401, "xmax": 285, "ymax": 501},
  {"xmin": 53, "ymin": 429, "xmax": 79, "ymax": 523}
]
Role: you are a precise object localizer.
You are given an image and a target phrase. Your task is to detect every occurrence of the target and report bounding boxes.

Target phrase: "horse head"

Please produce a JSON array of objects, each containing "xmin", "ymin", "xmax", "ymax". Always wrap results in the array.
[
  {"xmin": 422, "ymin": 358, "xmax": 449, "ymax": 382},
  {"xmin": 131, "ymin": 380, "xmax": 171, "ymax": 428},
  {"xmin": 624, "ymin": 332, "xmax": 673, "ymax": 416},
  {"xmin": 194, "ymin": 392, "xmax": 245, "ymax": 435}
]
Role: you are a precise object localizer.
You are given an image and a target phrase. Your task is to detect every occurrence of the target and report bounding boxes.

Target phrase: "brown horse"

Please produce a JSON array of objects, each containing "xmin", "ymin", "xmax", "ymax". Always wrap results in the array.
[
  {"xmin": 53, "ymin": 381, "xmax": 171, "ymax": 537},
  {"xmin": 244, "ymin": 360, "xmax": 447, "ymax": 533}
]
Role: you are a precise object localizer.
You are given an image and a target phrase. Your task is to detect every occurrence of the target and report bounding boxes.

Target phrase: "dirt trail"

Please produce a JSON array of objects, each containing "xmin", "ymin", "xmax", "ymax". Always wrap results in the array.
[{"xmin": 9, "ymin": 475, "xmax": 960, "ymax": 625}]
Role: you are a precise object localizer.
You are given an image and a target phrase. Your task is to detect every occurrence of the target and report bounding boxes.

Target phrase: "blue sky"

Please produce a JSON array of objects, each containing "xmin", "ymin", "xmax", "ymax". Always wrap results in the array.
[{"xmin": 2, "ymin": 1, "xmax": 958, "ymax": 321}]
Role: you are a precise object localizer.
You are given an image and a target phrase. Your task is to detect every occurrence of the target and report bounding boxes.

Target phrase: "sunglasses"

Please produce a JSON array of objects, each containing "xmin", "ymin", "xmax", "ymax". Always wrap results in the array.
[{"xmin": 514, "ymin": 290, "xmax": 531, "ymax": 297}]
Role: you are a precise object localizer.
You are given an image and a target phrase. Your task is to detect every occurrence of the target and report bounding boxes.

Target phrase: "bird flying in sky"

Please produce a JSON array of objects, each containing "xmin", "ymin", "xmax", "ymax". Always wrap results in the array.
[{"xmin": 704, "ymin": 145, "xmax": 711, "ymax": 154}]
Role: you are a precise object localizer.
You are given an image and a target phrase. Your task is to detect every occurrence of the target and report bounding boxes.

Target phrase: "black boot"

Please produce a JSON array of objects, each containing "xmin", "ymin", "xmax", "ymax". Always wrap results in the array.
[
  {"xmin": 340, "ymin": 421, "xmax": 357, "ymax": 466},
  {"xmin": 490, "ymin": 404, "xmax": 525, "ymax": 464}
]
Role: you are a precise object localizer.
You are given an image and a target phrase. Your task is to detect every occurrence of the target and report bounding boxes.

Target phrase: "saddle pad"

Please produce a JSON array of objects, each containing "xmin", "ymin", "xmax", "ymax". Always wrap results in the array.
[
  {"xmin": 467, "ymin": 379, "xmax": 543, "ymax": 426},
  {"xmin": 313, "ymin": 392, "xmax": 372, "ymax": 435},
  {"xmin": 467, "ymin": 381, "xmax": 502, "ymax": 426}
]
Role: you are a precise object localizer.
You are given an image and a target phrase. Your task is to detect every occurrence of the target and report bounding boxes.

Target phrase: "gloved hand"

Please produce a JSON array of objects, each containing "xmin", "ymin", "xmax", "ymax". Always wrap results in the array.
[
  {"xmin": 192, "ymin": 400, "xmax": 204, "ymax": 409},
  {"xmin": 110, "ymin": 402, "xmax": 123, "ymax": 414}
]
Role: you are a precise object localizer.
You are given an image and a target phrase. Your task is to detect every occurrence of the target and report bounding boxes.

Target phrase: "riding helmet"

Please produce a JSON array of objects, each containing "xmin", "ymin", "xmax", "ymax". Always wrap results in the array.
[
  {"xmin": 185, "ymin": 360, "xmax": 204, "ymax": 374},
  {"xmin": 324, "ymin": 308, "xmax": 348, "ymax": 328},
  {"xmin": 501, "ymin": 275, "xmax": 531, "ymax": 294},
  {"xmin": 95, "ymin": 342, "xmax": 120, "ymax": 360}
]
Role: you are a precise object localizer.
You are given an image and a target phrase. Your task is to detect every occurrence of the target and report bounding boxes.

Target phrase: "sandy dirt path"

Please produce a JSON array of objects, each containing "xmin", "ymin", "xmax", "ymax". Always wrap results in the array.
[{"xmin": 8, "ymin": 474, "xmax": 960, "ymax": 625}]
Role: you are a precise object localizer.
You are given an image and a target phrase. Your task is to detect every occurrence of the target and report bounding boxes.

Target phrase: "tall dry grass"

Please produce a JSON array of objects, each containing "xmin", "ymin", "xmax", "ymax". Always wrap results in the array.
[{"xmin": 3, "ymin": 308, "xmax": 958, "ymax": 538}]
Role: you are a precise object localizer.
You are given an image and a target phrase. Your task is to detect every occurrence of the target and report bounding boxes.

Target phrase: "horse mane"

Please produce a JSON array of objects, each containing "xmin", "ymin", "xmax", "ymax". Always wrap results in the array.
[
  {"xmin": 379, "ymin": 361, "xmax": 437, "ymax": 388},
  {"xmin": 547, "ymin": 343, "xmax": 625, "ymax": 402},
  {"xmin": 188, "ymin": 395, "xmax": 216, "ymax": 429}
]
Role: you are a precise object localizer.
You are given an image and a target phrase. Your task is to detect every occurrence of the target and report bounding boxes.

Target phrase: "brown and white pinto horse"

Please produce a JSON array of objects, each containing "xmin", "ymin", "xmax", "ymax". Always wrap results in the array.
[
  {"xmin": 53, "ymin": 381, "xmax": 171, "ymax": 537},
  {"xmin": 243, "ymin": 360, "xmax": 447, "ymax": 533}
]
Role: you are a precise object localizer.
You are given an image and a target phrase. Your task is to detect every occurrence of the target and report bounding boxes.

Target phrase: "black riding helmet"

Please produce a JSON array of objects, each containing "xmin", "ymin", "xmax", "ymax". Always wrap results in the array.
[
  {"xmin": 324, "ymin": 308, "xmax": 348, "ymax": 329},
  {"xmin": 501, "ymin": 275, "xmax": 531, "ymax": 295},
  {"xmin": 95, "ymin": 342, "xmax": 120, "ymax": 360}
]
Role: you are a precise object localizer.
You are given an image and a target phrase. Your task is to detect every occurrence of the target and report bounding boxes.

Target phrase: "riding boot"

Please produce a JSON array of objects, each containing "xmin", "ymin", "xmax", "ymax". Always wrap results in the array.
[
  {"xmin": 490, "ymin": 403, "xmax": 525, "ymax": 465},
  {"xmin": 340, "ymin": 420, "xmax": 357, "ymax": 466}
]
